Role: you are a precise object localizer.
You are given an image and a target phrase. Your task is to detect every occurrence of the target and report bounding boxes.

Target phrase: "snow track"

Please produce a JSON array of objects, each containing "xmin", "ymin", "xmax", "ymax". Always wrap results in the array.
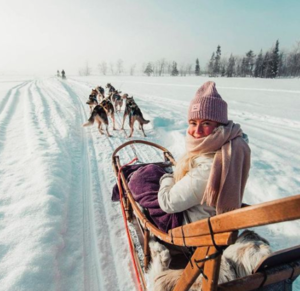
[{"xmin": 1, "ymin": 76, "xmax": 300, "ymax": 291}]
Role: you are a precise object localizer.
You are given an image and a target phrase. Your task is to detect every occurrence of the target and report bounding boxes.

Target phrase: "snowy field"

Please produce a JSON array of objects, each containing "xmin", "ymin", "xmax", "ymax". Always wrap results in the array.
[{"xmin": 0, "ymin": 75, "xmax": 300, "ymax": 291}]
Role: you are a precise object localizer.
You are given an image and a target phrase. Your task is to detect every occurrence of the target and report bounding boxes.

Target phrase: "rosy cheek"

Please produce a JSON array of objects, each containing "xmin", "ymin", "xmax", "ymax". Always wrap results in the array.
[
  {"xmin": 187, "ymin": 127, "xmax": 193, "ymax": 136},
  {"xmin": 203, "ymin": 127, "xmax": 214, "ymax": 136}
]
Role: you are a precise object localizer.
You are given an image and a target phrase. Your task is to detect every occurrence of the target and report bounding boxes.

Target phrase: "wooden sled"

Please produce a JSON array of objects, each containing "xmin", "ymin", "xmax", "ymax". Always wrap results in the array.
[{"xmin": 112, "ymin": 140, "xmax": 300, "ymax": 291}]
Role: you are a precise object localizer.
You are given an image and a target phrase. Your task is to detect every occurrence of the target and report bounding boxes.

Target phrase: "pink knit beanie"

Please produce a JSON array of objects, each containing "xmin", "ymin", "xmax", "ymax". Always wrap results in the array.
[{"xmin": 188, "ymin": 81, "xmax": 228, "ymax": 124}]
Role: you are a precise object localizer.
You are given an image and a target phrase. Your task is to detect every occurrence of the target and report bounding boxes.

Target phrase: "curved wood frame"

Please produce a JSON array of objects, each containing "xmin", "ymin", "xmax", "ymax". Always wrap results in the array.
[
  {"xmin": 112, "ymin": 139, "xmax": 176, "ymax": 166},
  {"xmin": 112, "ymin": 140, "xmax": 300, "ymax": 291}
]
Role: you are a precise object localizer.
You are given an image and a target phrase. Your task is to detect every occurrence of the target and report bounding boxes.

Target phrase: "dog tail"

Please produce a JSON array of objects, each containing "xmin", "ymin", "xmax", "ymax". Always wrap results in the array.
[
  {"xmin": 138, "ymin": 114, "xmax": 150, "ymax": 125},
  {"xmin": 83, "ymin": 114, "xmax": 95, "ymax": 127}
]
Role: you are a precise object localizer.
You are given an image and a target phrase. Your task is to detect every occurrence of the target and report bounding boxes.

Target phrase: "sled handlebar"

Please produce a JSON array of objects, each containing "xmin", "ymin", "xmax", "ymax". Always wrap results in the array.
[{"xmin": 112, "ymin": 139, "xmax": 176, "ymax": 166}]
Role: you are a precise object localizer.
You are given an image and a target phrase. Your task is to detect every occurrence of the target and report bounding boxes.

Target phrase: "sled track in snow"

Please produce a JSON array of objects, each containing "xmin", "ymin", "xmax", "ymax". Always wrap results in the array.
[
  {"xmin": 60, "ymin": 79, "xmax": 124, "ymax": 291},
  {"xmin": 0, "ymin": 81, "xmax": 30, "ymax": 117},
  {"xmin": 0, "ymin": 81, "xmax": 30, "ymax": 153},
  {"xmin": 56, "ymin": 80, "xmax": 103, "ymax": 291},
  {"xmin": 80, "ymin": 104, "xmax": 102, "ymax": 291}
]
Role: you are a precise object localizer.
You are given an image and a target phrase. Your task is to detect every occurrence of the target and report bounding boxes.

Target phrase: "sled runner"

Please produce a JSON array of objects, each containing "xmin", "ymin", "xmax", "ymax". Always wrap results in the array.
[{"xmin": 112, "ymin": 140, "xmax": 300, "ymax": 291}]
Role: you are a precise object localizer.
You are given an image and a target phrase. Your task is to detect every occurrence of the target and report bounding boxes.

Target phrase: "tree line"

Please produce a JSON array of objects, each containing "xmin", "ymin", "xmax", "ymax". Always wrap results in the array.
[
  {"xmin": 78, "ymin": 40, "xmax": 300, "ymax": 78},
  {"xmin": 79, "ymin": 59, "xmax": 126, "ymax": 76},
  {"xmin": 206, "ymin": 40, "xmax": 300, "ymax": 78},
  {"xmin": 143, "ymin": 59, "xmax": 194, "ymax": 77}
]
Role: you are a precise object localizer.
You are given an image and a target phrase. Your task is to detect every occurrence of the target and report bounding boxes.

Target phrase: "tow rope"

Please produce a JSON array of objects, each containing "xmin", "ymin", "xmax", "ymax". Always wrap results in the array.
[{"xmin": 117, "ymin": 157, "xmax": 143, "ymax": 291}]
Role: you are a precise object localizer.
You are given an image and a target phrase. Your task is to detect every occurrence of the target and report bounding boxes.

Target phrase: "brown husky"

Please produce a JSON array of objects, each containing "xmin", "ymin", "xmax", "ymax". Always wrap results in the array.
[
  {"xmin": 121, "ymin": 95, "xmax": 149, "ymax": 137},
  {"xmin": 86, "ymin": 94, "xmax": 98, "ymax": 113},
  {"xmin": 95, "ymin": 86, "xmax": 105, "ymax": 102},
  {"xmin": 83, "ymin": 98, "xmax": 116, "ymax": 137},
  {"xmin": 101, "ymin": 98, "xmax": 116, "ymax": 130}
]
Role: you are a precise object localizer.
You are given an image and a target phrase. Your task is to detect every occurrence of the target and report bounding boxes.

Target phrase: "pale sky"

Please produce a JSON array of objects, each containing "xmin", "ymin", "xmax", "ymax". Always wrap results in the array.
[{"xmin": 1, "ymin": 0, "xmax": 299, "ymax": 76}]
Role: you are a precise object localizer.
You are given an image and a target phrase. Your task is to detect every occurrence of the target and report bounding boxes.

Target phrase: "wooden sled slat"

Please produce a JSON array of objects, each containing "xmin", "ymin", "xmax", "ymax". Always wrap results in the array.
[
  {"xmin": 169, "ymin": 231, "xmax": 237, "ymax": 247},
  {"xmin": 173, "ymin": 246, "xmax": 210, "ymax": 291},
  {"xmin": 202, "ymin": 247, "xmax": 222, "ymax": 291},
  {"xmin": 171, "ymin": 194, "xmax": 300, "ymax": 238}
]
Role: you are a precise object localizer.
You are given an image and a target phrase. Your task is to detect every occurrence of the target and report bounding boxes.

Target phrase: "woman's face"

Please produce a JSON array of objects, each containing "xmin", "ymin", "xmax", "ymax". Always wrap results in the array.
[{"xmin": 188, "ymin": 119, "xmax": 219, "ymax": 139}]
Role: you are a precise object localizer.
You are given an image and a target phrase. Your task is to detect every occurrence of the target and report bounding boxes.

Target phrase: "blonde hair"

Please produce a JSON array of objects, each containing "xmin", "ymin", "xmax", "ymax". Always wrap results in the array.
[{"xmin": 173, "ymin": 152, "xmax": 202, "ymax": 182}]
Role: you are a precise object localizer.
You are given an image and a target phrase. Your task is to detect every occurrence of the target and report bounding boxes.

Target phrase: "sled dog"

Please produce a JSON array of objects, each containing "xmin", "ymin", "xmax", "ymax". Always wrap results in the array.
[
  {"xmin": 90, "ymin": 88, "xmax": 98, "ymax": 97},
  {"xmin": 147, "ymin": 230, "xmax": 272, "ymax": 291},
  {"xmin": 101, "ymin": 98, "xmax": 116, "ymax": 130},
  {"xmin": 106, "ymin": 83, "xmax": 116, "ymax": 94},
  {"xmin": 86, "ymin": 94, "xmax": 98, "ymax": 113},
  {"xmin": 95, "ymin": 86, "xmax": 105, "ymax": 102},
  {"xmin": 114, "ymin": 91, "xmax": 123, "ymax": 112},
  {"xmin": 121, "ymin": 95, "xmax": 149, "ymax": 137},
  {"xmin": 108, "ymin": 90, "xmax": 122, "ymax": 104},
  {"xmin": 83, "ymin": 98, "xmax": 116, "ymax": 137},
  {"xmin": 83, "ymin": 103, "xmax": 111, "ymax": 137}
]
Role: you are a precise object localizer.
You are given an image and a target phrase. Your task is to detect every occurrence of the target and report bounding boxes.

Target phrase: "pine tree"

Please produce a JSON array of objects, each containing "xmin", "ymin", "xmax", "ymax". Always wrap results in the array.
[
  {"xmin": 221, "ymin": 65, "xmax": 226, "ymax": 76},
  {"xmin": 226, "ymin": 54, "xmax": 235, "ymax": 77},
  {"xmin": 291, "ymin": 42, "xmax": 300, "ymax": 77},
  {"xmin": 245, "ymin": 50, "xmax": 255, "ymax": 76},
  {"xmin": 207, "ymin": 53, "xmax": 215, "ymax": 76},
  {"xmin": 262, "ymin": 52, "xmax": 272, "ymax": 78},
  {"xmin": 270, "ymin": 40, "xmax": 280, "ymax": 78},
  {"xmin": 144, "ymin": 63, "xmax": 153, "ymax": 76},
  {"xmin": 195, "ymin": 59, "xmax": 200, "ymax": 76},
  {"xmin": 213, "ymin": 45, "xmax": 221, "ymax": 76},
  {"xmin": 240, "ymin": 58, "xmax": 247, "ymax": 77},
  {"xmin": 278, "ymin": 52, "xmax": 286, "ymax": 77},
  {"xmin": 254, "ymin": 50, "xmax": 264, "ymax": 78},
  {"xmin": 171, "ymin": 62, "xmax": 179, "ymax": 76},
  {"xmin": 236, "ymin": 64, "xmax": 241, "ymax": 76}
]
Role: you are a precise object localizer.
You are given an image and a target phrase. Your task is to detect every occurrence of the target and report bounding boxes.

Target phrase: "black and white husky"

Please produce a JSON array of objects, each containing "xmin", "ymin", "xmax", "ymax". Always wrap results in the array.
[
  {"xmin": 95, "ymin": 86, "xmax": 105, "ymax": 102},
  {"xmin": 147, "ymin": 230, "xmax": 272, "ymax": 291},
  {"xmin": 121, "ymin": 95, "xmax": 150, "ymax": 137},
  {"xmin": 83, "ymin": 98, "xmax": 116, "ymax": 137},
  {"xmin": 86, "ymin": 94, "xmax": 98, "ymax": 113}
]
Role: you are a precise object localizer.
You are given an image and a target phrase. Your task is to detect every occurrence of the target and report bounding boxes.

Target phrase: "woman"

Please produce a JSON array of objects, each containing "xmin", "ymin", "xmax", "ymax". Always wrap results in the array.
[{"xmin": 158, "ymin": 81, "xmax": 251, "ymax": 224}]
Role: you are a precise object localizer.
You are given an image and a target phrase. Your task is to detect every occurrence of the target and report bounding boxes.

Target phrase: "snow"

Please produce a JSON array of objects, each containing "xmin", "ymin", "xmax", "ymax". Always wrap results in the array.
[{"xmin": 0, "ymin": 75, "xmax": 300, "ymax": 290}]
